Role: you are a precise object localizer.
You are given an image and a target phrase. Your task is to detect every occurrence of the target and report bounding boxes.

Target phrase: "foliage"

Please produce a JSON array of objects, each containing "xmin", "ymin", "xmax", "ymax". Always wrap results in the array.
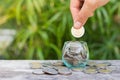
[{"xmin": 0, "ymin": 0, "xmax": 120, "ymax": 60}]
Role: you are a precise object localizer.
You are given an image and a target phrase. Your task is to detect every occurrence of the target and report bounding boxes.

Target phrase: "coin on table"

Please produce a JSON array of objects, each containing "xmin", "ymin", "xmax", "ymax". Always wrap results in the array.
[
  {"xmin": 102, "ymin": 62, "xmax": 111, "ymax": 66},
  {"xmin": 84, "ymin": 68, "xmax": 98, "ymax": 74},
  {"xmin": 41, "ymin": 63, "xmax": 54, "ymax": 69},
  {"xmin": 42, "ymin": 62, "xmax": 52, "ymax": 67},
  {"xmin": 87, "ymin": 61, "xmax": 97, "ymax": 67},
  {"xmin": 96, "ymin": 63, "xmax": 107, "ymax": 69},
  {"xmin": 71, "ymin": 26, "xmax": 85, "ymax": 38},
  {"xmin": 32, "ymin": 69, "xmax": 44, "ymax": 75},
  {"xmin": 42, "ymin": 67, "xmax": 58, "ymax": 75},
  {"xmin": 58, "ymin": 67, "xmax": 72, "ymax": 75},
  {"xmin": 72, "ymin": 67, "xmax": 84, "ymax": 72},
  {"xmin": 52, "ymin": 61, "xmax": 64, "ymax": 66},
  {"xmin": 56, "ymin": 66, "xmax": 68, "ymax": 70},
  {"xmin": 98, "ymin": 69, "xmax": 112, "ymax": 74},
  {"xmin": 30, "ymin": 62, "xmax": 42, "ymax": 69}
]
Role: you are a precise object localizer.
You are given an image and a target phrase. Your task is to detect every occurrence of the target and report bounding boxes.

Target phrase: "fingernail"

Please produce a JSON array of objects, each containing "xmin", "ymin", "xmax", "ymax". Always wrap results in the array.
[{"xmin": 74, "ymin": 21, "xmax": 82, "ymax": 29}]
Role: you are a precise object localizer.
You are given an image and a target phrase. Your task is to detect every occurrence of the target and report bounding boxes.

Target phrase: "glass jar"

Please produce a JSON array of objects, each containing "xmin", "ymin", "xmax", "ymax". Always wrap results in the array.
[{"xmin": 62, "ymin": 41, "xmax": 89, "ymax": 68}]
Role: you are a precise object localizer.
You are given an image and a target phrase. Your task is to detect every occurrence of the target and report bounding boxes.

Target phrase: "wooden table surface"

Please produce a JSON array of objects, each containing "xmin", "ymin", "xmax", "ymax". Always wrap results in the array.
[{"xmin": 0, "ymin": 60, "xmax": 120, "ymax": 80}]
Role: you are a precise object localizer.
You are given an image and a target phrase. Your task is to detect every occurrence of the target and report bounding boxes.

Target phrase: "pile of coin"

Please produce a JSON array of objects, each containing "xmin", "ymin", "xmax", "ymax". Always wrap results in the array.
[
  {"xmin": 84, "ymin": 61, "xmax": 113, "ymax": 74},
  {"xmin": 30, "ymin": 61, "xmax": 114, "ymax": 75},
  {"xmin": 62, "ymin": 41, "xmax": 88, "ymax": 68},
  {"xmin": 30, "ymin": 61, "xmax": 72, "ymax": 75}
]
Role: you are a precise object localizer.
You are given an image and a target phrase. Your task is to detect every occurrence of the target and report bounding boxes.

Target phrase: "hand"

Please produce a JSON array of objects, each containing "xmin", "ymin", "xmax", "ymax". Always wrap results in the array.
[{"xmin": 70, "ymin": 0, "xmax": 110, "ymax": 29}]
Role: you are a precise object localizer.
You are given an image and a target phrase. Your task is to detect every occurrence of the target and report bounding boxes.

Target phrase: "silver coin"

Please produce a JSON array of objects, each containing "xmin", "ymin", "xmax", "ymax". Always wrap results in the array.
[
  {"xmin": 42, "ymin": 62, "xmax": 52, "ymax": 67},
  {"xmin": 32, "ymin": 69, "xmax": 44, "ymax": 75},
  {"xmin": 58, "ymin": 67, "xmax": 72, "ymax": 75},
  {"xmin": 71, "ymin": 26, "xmax": 85, "ymax": 38},
  {"xmin": 41, "ymin": 62, "xmax": 55, "ymax": 69},
  {"xmin": 42, "ymin": 67, "xmax": 58, "ymax": 75}
]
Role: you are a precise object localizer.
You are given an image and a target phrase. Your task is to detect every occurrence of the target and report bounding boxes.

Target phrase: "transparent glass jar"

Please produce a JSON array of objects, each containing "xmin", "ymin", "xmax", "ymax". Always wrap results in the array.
[{"xmin": 62, "ymin": 41, "xmax": 89, "ymax": 68}]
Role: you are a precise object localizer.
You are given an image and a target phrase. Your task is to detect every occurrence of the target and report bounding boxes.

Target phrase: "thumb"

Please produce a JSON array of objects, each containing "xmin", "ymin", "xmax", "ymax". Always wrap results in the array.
[{"xmin": 73, "ymin": 3, "xmax": 94, "ymax": 29}]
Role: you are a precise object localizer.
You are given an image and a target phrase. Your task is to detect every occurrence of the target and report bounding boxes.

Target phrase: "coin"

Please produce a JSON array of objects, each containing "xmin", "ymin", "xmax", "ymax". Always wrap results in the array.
[
  {"xmin": 42, "ymin": 62, "xmax": 52, "ymax": 67},
  {"xmin": 42, "ymin": 67, "xmax": 58, "ymax": 75},
  {"xmin": 30, "ymin": 62, "xmax": 42, "ymax": 69},
  {"xmin": 32, "ymin": 69, "xmax": 44, "ymax": 75},
  {"xmin": 81, "ymin": 50, "xmax": 87, "ymax": 59},
  {"xmin": 96, "ymin": 63, "xmax": 107, "ymax": 69},
  {"xmin": 72, "ymin": 60, "xmax": 79, "ymax": 66},
  {"xmin": 87, "ymin": 61, "xmax": 97, "ymax": 67},
  {"xmin": 84, "ymin": 68, "xmax": 98, "ymax": 74},
  {"xmin": 58, "ymin": 68, "xmax": 72, "ymax": 75},
  {"xmin": 71, "ymin": 26, "xmax": 85, "ymax": 38},
  {"xmin": 72, "ymin": 67, "xmax": 84, "ymax": 72},
  {"xmin": 41, "ymin": 62, "xmax": 54, "ymax": 69},
  {"xmin": 102, "ymin": 62, "xmax": 111, "ymax": 66},
  {"xmin": 56, "ymin": 66, "xmax": 67, "ymax": 69},
  {"xmin": 52, "ymin": 61, "xmax": 64, "ymax": 66},
  {"xmin": 98, "ymin": 69, "xmax": 112, "ymax": 74}
]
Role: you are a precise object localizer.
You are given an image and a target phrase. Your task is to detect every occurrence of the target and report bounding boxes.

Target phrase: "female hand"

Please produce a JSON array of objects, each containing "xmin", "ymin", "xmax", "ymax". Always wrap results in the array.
[{"xmin": 70, "ymin": 0, "xmax": 110, "ymax": 29}]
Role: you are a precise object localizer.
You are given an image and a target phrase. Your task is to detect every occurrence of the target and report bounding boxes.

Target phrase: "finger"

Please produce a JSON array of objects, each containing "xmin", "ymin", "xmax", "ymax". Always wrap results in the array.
[
  {"xmin": 97, "ymin": 0, "xmax": 110, "ymax": 7},
  {"xmin": 73, "ymin": 1, "xmax": 94, "ymax": 29},
  {"xmin": 70, "ymin": 0, "xmax": 83, "ymax": 21},
  {"xmin": 90, "ymin": 12, "xmax": 94, "ymax": 17}
]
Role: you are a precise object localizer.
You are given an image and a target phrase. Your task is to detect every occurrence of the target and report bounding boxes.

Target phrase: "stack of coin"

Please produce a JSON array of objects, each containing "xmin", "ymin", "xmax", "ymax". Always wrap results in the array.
[
  {"xmin": 30, "ymin": 61, "xmax": 72, "ymax": 75},
  {"xmin": 86, "ymin": 61, "xmax": 113, "ymax": 74}
]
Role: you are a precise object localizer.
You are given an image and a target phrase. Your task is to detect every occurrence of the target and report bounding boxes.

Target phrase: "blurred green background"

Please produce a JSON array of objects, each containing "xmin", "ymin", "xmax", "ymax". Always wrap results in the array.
[{"xmin": 0, "ymin": 0, "xmax": 120, "ymax": 60}]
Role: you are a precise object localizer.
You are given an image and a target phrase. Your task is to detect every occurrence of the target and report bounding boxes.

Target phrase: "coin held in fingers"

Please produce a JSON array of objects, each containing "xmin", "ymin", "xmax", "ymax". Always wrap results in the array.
[{"xmin": 71, "ymin": 26, "xmax": 85, "ymax": 38}]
